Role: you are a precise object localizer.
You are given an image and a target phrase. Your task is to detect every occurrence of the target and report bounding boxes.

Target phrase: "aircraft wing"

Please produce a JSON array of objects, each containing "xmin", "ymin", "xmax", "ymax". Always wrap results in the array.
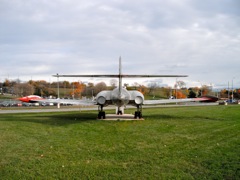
[
  {"xmin": 53, "ymin": 74, "xmax": 188, "ymax": 78},
  {"xmin": 143, "ymin": 97, "xmax": 209, "ymax": 105},
  {"xmin": 34, "ymin": 98, "xmax": 95, "ymax": 106}
]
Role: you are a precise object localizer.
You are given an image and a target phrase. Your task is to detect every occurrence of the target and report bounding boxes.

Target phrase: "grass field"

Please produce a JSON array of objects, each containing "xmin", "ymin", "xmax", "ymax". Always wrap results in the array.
[{"xmin": 0, "ymin": 105, "xmax": 239, "ymax": 179}]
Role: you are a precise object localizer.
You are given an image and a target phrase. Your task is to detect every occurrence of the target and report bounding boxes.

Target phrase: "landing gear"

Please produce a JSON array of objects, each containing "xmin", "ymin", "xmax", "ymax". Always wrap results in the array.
[
  {"xmin": 117, "ymin": 107, "xmax": 123, "ymax": 115},
  {"xmin": 98, "ymin": 105, "xmax": 105, "ymax": 119},
  {"xmin": 98, "ymin": 111, "xmax": 105, "ymax": 119},
  {"xmin": 134, "ymin": 105, "xmax": 142, "ymax": 119},
  {"xmin": 117, "ymin": 110, "xmax": 122, "ymax": 115}
]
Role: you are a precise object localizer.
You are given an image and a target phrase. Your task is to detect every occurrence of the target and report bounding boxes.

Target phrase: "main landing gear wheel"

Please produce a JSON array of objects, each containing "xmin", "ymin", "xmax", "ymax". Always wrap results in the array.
[
  {"xmin": 134, "ymin": 111, "xmax": 142, "ymax": 119},
  {"xmin": 134, "ymin": 105, "xmax": 142, "ymax": 119},
  {"xmin": 98, "ymin": 111, "xmax": 105, "ymax": 119},
  {"xmin": 98, "ymin": 105, "xmax": 106, "ymax": 119}
]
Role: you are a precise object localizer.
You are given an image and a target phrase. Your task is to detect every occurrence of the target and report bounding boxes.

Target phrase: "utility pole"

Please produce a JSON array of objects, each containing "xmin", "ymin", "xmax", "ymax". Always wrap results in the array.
[
  {"xmin": 175, "ymin": 78, "xmax": 178, "ymax": 99},
  {"xmin": 57, "ymin": 73, "xmax": 60, "ymax": 99},
  {"xmin": 228, "ymin": 81, "xmax": 230, "ymax": 100},
  {"xmin": 232, "ymin": 77, "xmax": 235, "ymax": 102},
  {"xmin": 57, "ymin": 73, "xmax": 60, "ymax": 109}
]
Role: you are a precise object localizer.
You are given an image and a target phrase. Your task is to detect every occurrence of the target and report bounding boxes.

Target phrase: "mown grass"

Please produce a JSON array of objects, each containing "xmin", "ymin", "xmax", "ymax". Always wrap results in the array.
[{"xmin": 0, "ymin": 106, "xmax": 239, "ymax": 179}]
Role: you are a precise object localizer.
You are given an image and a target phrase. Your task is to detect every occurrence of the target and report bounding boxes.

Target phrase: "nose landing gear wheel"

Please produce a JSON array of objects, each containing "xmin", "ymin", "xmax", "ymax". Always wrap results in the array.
[{"xmin": 117, "ymin": 111, "xmax": 122, "ymax": 115}]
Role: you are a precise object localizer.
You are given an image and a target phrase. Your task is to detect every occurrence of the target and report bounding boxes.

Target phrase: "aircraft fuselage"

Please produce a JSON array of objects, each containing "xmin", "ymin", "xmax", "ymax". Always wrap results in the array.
[{"xmin": 95, "ymin": 87, "xmax": 144, "ymax": 108}]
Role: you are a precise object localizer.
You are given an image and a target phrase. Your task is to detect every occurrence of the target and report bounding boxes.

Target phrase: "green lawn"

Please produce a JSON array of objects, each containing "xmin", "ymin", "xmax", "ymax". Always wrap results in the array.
[{"xmin": 0, "ymin": 106, "xmax": 239, "ymax": 179}]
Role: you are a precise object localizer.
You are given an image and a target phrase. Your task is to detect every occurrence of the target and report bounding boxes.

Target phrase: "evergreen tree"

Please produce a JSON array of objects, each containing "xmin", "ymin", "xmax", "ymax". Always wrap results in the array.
[{"xmin": 188, "ymin": 89, "xmax": 197, "ymax": 98}]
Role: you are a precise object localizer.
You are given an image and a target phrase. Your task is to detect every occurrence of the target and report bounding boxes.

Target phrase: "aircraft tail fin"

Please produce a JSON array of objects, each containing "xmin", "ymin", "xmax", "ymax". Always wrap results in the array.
[{"xmin": 119, "ymin": 56, "xmax": 122, "ymax": 95}]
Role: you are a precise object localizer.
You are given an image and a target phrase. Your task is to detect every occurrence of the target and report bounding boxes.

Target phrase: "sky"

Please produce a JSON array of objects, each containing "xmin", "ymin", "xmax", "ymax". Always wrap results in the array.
[{"xmin": 1, "ymin": 0, "xmax": 240, "ymax": 89}]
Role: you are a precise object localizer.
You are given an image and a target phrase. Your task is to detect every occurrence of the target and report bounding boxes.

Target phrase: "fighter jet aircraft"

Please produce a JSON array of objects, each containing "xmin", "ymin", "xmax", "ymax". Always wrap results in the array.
[
  {"xmin": 18, "ymin": 95, "xmax": 44, "ymax": 103},
  {"xmin": 49, "ymin": 57, "xmax": 214, "ymax": 119}
]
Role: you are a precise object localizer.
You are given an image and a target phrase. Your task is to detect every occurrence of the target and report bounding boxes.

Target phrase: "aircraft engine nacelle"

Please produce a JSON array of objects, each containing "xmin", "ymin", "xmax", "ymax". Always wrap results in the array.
[
  {"xmin": 95, "ymin": 91, "xmax": 111, "ymax": 106},
  {"xmin": 97, "ymin": 96, "xmax": 106, "ymax": 105},
  {"xmin": 128, "ymin": 90, "xmax": 144, "ymax": 105},
  {"xmin": 135, "ymin": 96, "xmax": 144, "ymax": 105}
]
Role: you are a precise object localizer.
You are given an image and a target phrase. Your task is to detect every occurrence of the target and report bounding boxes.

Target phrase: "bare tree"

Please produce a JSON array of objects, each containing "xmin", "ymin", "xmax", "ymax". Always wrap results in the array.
[
  {"xmin": 14, "ymin": 83, "xmax": 34, "ymax": 96},
  {"xmin": 148, "ymin": 82, "xmax": 158, "ymax": 95},
  {"xmin": 110, "ymin": 79, "xmax": 117, "ymax": 89},
  {"xmin": 94, "ymin": 82, "xmax": 107, "ymax": 95},
  {"xmin": 132, "ymin": 82, "xmax": 139, "ymax": 90},
  {"xmin": 174, "ymin": 80, "xmax": 186, "ymax": 89}
]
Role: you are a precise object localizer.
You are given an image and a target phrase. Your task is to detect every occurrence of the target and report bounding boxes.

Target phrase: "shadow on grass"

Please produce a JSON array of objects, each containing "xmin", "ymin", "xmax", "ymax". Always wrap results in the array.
[
  {"xmin": 144, "ymin": 114, "xmax": 185, "ymax": 121},
  {"xmin": 144, "ymin": 113, "xmax": 223, "ymax": 121},
  {"xmin": 0, "ymin": 111, "xmax": 99, "ymax": 126}
]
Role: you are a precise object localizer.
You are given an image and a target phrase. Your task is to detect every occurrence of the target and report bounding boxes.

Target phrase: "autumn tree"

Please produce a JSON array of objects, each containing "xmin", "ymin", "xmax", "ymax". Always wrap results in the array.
[
  {"xmin": 162, "ymin": 87, "xmax": 172, "ymax": 98},
  {"xmin": 132, "ymin": 82, "xmax": 139, "ymax": 90},
  {"xmin": 235, "ymin": 89, "xmax": 240, "ymax": 99},
  {"xmin": 198, "ymin": 85, "xmax": 211, "ymax": 97},
  {"xmin": 82, "ymin": 82, "xmax": 95, "ymax": 97},
  {"xmin": 148, "ymin": 82, "xmax": 158, "ymax": 96},
  {"xmin": 137, "ymin": 85, "xmax": 148, "ymax": 95},
  {"xmin": 33, "ymin": 80, "xmax": 46, "ymax": 96},
  {"xmin": 219, "ymin": 89, "xmax": 228, "ymax": 99},
  {"xmin": 71, "ymin": 81, "xmax": 85, "ymax": 99},
  {"xmin": 63, "ymin": 81, "xmax": 71, "ymax": 88},
  {"xmin": 173, "ymin": 81, "xmax": 187, "ymax": 99},
  {"xmin": 51, "ymin": 80, "xmax": 71, "ymax": 89},
  {"xmin": 172, "ymin": 90, "xmax": 187, "ymax": 99},
  {"xmin": 188, "ymin": 88, "xmax": 197, "ymax": 98},
  {"xmin": 14, "ymin": 83, "xmax": 34, "ymax": 96},
  {"xmin": 30, "ymin": 80, "xmax": 56, "ymax": 97},
  {"xmin": 3, "ymin": 79, "xmax": 11, "ymax": 87},
  {"xmin": 1, "ymin": 79, "xmax": 20, "ymax": 94}
]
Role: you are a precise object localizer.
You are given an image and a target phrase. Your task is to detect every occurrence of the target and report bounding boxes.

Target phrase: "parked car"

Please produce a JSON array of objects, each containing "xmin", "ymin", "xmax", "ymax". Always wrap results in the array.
[{"xmin": 225, "ymin": 99, "xmax": 237, "ymax": 104}]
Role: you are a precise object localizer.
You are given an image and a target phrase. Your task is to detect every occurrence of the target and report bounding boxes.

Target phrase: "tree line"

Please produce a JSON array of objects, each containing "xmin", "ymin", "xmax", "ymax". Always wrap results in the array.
[{"xmin": 0, "ymin": 79, "xmax": 240, "ymax": 99}]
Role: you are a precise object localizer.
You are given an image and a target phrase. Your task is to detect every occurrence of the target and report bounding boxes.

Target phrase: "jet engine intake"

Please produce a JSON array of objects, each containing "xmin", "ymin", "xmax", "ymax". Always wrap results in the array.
[
  {"xmin": 135, "ymin": 96, "xmax": 143, "ymax": 105},
  {"xmin": 97, "ymin": 96, "xmax": 106, "ymax": 105}
]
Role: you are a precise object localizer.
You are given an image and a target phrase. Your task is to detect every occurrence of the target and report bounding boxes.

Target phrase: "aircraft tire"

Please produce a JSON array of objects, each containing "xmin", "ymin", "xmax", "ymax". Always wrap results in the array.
[
  {"xmin": 98, "ymin": 112, "xmax": 105, "ymax": 119},
  {"xmin": 134, "ymin": 111, "xmax": 139, "ymax": 119},
  {"xmin": 134, "ymin": 111, "xmax": 142, "ymax": 119}
]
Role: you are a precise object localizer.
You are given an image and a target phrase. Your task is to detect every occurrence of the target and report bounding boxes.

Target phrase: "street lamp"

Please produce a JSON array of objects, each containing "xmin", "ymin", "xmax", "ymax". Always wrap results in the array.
[
  {"xmin": 232, "ymin": 77, "xmax": 235, "ymax": 102},
  {"xmin": 175, "ymin": 78, "xmax": 178, "ymax": 99},
  {"xmin": 198, "ymin": 80, "xmax": 202, "ymax": 97},
  {"xmin": 57, "ymin": 73, "xmax": 60, "ymax": 99},
  {"xmin": 228, "ymin": 81, "xmax": 230, "ymax": 100},
  {"xmin": 57, "ymin": 73, "xmax": 60, "ymax": 109}
]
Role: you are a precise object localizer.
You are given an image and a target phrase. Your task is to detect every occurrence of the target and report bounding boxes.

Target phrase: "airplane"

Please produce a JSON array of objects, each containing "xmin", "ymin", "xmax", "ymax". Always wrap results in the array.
[
  {"xmin": 49, "ymin": 57, "xmax": 217, "ymax": 119},
  {"xmin": 18, "ymin": 57, "xmax": 218, "ymax": 119},
  {"xmin": 18, "ymin": 95, "xmax": 44, "ymax": 103},
  {"xmin": 18, "ymin": 95, "xmax": 93, "ymax": 106}
]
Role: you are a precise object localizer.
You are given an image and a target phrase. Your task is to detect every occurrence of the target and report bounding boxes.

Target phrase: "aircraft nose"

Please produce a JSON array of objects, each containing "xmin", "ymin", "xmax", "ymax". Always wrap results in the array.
[{"xmin": 18, "ymin": 97, "xmax": 26, "ymax": 102}]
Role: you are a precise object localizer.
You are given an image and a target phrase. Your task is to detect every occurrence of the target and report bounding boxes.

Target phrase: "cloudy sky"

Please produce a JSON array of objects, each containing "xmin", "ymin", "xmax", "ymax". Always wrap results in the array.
[{"xmin": 1, "ymin": 0, "xmax": 240, "ymax": 88}]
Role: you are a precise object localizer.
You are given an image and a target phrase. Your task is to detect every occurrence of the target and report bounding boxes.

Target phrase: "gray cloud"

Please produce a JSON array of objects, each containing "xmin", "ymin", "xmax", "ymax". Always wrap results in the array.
[{"xmin": 0, "ymin": 0, "xmax": 240, "ymax": 88}]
